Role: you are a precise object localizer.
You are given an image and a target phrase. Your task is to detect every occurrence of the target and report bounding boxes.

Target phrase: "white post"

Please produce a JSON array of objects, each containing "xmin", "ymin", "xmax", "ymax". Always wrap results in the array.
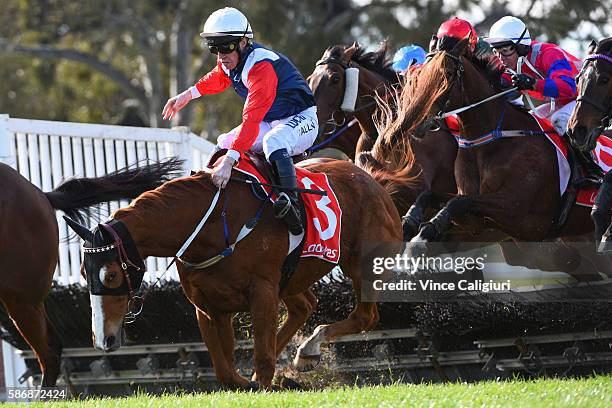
[
  {"xmin": 0, "ymin": 115, "xmax": 17, "ymax": 169},
  {"xmin": 1, "ymin": 341, "xmax": 26, "ymax": 390}
]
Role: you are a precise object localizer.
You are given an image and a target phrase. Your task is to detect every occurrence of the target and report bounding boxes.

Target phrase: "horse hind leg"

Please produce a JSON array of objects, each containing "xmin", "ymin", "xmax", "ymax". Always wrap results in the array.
[
  {"xmin": 2, "ymin": 300, "xmax": 62, "ymax": 387},
  {"xmin": 293, "ymin": 276, "xmax": 379, "ymax": 372},
  {"xmin": 275, "ymin": 289, "xmax": 317, "ymax": 358}
]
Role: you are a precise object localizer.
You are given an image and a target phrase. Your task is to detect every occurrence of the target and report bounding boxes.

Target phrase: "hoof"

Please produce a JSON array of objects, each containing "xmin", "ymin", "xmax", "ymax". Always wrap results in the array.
[
  {"xmin": 247, "ymin": 380, "xmax": 261, "ymax": 391},
  {"xmin": 279, "ymin": 376, "xmax": 303, "ymax": 390},
  {"xmin": 597, "ymin": 237, "xmax": 612, "ymax": 254},
  {"xmin": 293, "ymin": 353, "xmax": 321, "ymax": 372},
  {"xmin": 406, "ymin": 239, "xmax": 428, "ymax": 259}
]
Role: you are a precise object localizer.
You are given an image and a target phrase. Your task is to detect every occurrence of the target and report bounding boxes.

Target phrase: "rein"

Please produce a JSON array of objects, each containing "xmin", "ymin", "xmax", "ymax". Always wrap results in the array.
[
  {"xmin": 575, "ymin": 53, "xmax": 612, "ymax": 125},
  {"xmin": 428, "ymin": 52, "xmax": 552, "ymax": 149}
]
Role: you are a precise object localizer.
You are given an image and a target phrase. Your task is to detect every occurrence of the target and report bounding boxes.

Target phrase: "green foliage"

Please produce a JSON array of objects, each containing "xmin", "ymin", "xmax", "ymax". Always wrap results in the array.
[{"xmin": 1, "ymin": 0, "xmax": 610, "ymax": 136}]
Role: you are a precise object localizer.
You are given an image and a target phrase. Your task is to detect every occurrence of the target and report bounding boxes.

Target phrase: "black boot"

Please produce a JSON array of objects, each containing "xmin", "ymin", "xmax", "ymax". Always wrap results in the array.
[
  {"xmin": 592, "ymin": 175, "xmax": 612, "ymax": 254},
  {"xmin": 272, "ymin": 156, "xmax": 303, "ymax": 235}
]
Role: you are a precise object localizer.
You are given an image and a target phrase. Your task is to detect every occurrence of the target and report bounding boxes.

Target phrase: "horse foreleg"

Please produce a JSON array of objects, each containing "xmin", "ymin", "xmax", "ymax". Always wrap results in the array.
[
  {"xmin": 249, "ymin": 283, "xmax": 279, "ymax": 389},
  {"xmin": 592, "ymin": 172, "xmax": 612, "ymax": 251},
  {"xmin": 411, "ymin": 195, "xmax": 473, "ymax": 243},
  {"xmin": 195, "ymin": 309, "xmax": 251, "ymax": 390},
  {"xmin": 2, "ymin": 299, "xmax": 62, "ymax": 386},
  {"xmin": 403, "ymin": 191, "xmax": 447, "ymax": 240}
]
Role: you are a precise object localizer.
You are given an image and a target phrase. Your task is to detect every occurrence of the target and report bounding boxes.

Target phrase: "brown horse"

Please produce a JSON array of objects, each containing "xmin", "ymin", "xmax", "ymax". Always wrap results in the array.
[
  {"xmin": 567, "ymin": 37, "xmax": 612, "ymax": 252},
  {"xmin": 0, "ymin": 158, "xmax": 181, "ymax": 386},
  {"xmin": 397, "ymin": 41, "xmax": 610, "ymax": 277},
  {"xmin": 567, "ymin": 38, "xmax": 612, "ymax": 152},
  {"xmin": 307, "ymin": 42, "xmax": 400, "ymax": 160},
  {"xmin": 64, "ymin": 160, "xmax": 402, "ymax": 390}
]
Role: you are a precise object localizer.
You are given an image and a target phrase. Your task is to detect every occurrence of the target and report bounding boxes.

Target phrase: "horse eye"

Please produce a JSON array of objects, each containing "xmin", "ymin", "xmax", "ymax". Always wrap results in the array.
[
  {"xmin": 600, "ymin": 76, "xmax": 609, "ymax": 85},
  {"xmin": 331, "ymin": 74, "xmax": 341, "ymax": 84}
]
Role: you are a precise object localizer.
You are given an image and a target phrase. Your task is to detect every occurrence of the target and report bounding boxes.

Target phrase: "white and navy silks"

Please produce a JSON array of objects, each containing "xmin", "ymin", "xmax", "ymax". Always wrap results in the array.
[{"xmin": 189, "ymin": 42, "xmax": 318, "ymax": 161}]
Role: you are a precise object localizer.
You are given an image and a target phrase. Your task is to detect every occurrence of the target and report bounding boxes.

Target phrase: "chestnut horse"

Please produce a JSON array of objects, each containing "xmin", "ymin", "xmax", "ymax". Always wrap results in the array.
[
  {"xmin": 567, "ymin": 37, "xmax": 612, "ymax": 252},
  {"xmin": 398, "ymin": 42, "xmax": 609, "ymax": 277},
  {"xmin": 65, "ymin": 160, "xmax": 402, "ymax": 390},
  {"xmin": 307, "ymin": 42, "xmax": 400, "ymax": 160},
  {"xmin": 0, "ymin": 158, "xmax": 181, "ymax": 386}
]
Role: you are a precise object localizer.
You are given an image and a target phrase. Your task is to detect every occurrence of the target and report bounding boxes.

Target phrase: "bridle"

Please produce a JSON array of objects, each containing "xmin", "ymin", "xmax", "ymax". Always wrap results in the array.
[
  {"xmin": 314, "ymin": 56, "xmax": 386, "ymax": 136},
  {"xmin": 83, "ymin": 221, "xmax": 146, "ymax": 324},
  {"xmin": 575, "ymin": 53, "xmax": 612, "ymax": 133},
  {"xmin": 415, "ymin": 51, "xmax": 466, "ymax": 133}
]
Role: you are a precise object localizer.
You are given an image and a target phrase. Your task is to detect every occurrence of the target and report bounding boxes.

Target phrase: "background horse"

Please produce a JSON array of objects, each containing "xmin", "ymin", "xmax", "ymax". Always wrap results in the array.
[
  {"xmin": 0, "ymin": 158, "xmax": 181, "ymax": 386},
  {"xmin": 308, "ymin": 42, "xmax": 459, "ymax": 217},
  {"xmin": 308, "ymin": 42, "xmax": 399, "ymax": 160},
  {"xmin": 400, "ymin": 41, "xmax": 610, "ymax": 278},
  {"xmin": 65, "ymin": 159, "xmax": 402, "ymax": 390},
  {"xmin": 567, "ymin": 37, "xmax": 612, "ymax": 251},
  {"xmin": 567, "ymin": 37, "xmax": 612, "ymax": 152}
]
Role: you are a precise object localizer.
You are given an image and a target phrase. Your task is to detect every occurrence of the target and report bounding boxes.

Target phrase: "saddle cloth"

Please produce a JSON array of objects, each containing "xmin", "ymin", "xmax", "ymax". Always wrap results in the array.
[
  {"xmin": 532, "ymin": 116, "xmax": 612, "ymax": 207},
  {"xmin": 234, "ymin": 154, "xmax": 342, "ymax": 264},
  {"xmin": 445, "ymin": 114, "xmax": 612, "ymax": 208}
]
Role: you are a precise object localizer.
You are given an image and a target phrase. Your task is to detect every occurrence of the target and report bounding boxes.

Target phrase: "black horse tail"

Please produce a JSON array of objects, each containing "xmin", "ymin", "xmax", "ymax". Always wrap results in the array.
[{"xmin": 44, "ymin": 157, "xmax": 184, "ymax": 222}]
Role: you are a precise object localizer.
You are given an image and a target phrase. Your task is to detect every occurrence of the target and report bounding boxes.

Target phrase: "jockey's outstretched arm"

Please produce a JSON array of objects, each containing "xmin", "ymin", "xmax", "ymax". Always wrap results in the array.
[{"xmin": 162, "ymin": 62, "xmax": 231, "ymax": 120}]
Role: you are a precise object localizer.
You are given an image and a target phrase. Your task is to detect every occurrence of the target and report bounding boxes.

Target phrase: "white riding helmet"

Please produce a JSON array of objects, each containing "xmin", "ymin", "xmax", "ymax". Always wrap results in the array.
[
  {"xmin": 486, "ymin": 16, "xmax": 531, "ymax": 48},
  {"xmin": 200, "ymin": 7, "xmax": 253, "ymax": 39}
]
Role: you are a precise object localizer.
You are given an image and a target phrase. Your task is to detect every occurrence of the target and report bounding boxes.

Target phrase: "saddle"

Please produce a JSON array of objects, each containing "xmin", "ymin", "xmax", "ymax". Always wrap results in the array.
[
  {"xmin": 205, "ymin": 149, "xmax": 308, "ymax": 290},
  {"xmin": 553, "ymin": 132, "xmax": 607, "ymax": 234}
]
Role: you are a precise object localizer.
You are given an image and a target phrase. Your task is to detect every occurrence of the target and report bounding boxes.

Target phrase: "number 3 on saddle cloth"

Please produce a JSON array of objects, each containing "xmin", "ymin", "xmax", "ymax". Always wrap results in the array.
[{"xmin": 230, "ymin": 152, "xmax": 343, "ymax": 265}]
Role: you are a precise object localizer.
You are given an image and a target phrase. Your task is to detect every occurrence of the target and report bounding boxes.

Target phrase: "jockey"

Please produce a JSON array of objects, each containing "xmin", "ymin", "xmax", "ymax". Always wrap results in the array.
[
  {"xmin": 162, "ymin": 7, "xmax": 318, "ymax": 235},
  {"xmin": 430, "ymin": 17, "xmax": 493, "ymax": 57},
  {"xmin": 485, "ymin": 16, "xmax": 580, "ymax": 135},
  {"xmin": 392, "ymin": 44, "xmax": 426, "ymax": 74}
]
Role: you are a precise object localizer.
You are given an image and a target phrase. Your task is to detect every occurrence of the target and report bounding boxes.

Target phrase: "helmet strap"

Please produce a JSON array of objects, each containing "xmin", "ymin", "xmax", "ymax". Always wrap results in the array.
[
  {"xmin": 235, "ymin": 23, "xmax": 252, "ymax": 65},
  {"xmin": 513, "ymin": 27, "xmax": 530, "ymax": 57}
]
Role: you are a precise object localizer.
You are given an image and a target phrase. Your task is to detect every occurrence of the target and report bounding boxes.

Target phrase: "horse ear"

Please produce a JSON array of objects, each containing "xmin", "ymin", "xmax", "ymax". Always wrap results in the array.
[
  {"xmin": 63, "ymin": 215, "xmax": 95, "ymax": 242},
  {"xmin": 588, "ymin": 39, "xmax": 598, "ymax": 55},
  {"xmin": 344, "ymin": 42, "xmax": 359, "ymax": 61}
]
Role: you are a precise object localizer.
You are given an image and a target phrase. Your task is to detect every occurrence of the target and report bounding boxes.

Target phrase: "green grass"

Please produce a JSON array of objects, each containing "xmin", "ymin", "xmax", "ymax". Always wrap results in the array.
[{"xmin": 27, "ymin": 375, "xmax": 612, "ymax": 407}]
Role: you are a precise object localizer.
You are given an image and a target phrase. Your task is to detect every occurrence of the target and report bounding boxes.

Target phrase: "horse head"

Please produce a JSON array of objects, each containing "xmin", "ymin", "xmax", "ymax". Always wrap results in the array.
[
  {"xmin": 65, "ymin": 216, "xmax": 145, "ymax": 352},
  {"xmin": 567, "ymin": 38, "xmax": 612, "ymax": 152},
  {"xmin": 407, "ymin": 37, "xmax": 503, "ymax": 139},
  {"xmin": 308, "ymin": 42, "xmax": 397, "ymax": 147}
]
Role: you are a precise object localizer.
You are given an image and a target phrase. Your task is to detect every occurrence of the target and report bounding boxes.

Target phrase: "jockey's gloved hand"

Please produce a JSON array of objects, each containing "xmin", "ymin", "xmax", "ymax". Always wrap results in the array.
[
  {"xmin": 162, "ymin": 88, "xmax": 196, "ymax": 120},
  {"xmin": 511, "ymin": 73, "xmax": 536, "ymax": 91},
  {"xmin": 209, "ymin": 154, "xmax": 237, "ymax": 189}
]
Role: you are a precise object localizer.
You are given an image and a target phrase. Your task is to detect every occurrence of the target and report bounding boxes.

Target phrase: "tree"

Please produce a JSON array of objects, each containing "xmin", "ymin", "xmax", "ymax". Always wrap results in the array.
[{"xmin": 1, "ymin": 0, "xmax": 610, "ymax": 136}]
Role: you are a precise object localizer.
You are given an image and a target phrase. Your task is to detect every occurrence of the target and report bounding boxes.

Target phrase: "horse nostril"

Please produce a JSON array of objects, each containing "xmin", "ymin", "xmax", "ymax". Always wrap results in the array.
[{"xmin": 104, "ymin": 335, "xmax": 116, "ymax": 349}]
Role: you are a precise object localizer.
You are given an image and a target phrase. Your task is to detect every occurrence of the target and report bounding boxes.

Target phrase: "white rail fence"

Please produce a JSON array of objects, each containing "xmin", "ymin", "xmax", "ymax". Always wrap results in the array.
[{"xmin": 0, "ymin": 114, "xmax": 214, "ymax": 285}]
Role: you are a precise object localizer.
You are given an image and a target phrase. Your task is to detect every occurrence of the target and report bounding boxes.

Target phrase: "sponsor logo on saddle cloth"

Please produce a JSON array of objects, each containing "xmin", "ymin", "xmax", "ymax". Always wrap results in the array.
[
  {"xmin": 532, "ymin": 115, "xmax": 612, "ymax": 207},
  {"xmin": 233, "ymin": 156, "xmax": 342, "ymax": 263}
]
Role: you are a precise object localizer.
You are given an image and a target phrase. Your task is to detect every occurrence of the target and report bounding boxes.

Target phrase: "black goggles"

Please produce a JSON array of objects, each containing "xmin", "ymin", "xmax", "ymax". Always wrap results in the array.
[
  {"xmin": 492, "ymin": 44, "xmax": 517, "ymax": 57},
  {"xmin": 208, "ymin": 41, "xmax": 239, "ymax": 55}
]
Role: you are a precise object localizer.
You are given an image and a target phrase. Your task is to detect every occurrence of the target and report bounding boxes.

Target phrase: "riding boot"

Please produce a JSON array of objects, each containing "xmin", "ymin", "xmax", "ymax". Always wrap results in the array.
[
  {"xmin": 271, "ymin": 152, "xmax": 303, "ymax": 236},
  {"xmin": 591, "ymin": 177, "xmax": 612, "ymax": 253}
]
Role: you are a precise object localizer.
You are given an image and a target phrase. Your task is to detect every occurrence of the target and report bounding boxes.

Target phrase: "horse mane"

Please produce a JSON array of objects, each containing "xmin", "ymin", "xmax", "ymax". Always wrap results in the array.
[{"xmin": 326, "ymin": 42, "xmax": 398, "ymax": 83}]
